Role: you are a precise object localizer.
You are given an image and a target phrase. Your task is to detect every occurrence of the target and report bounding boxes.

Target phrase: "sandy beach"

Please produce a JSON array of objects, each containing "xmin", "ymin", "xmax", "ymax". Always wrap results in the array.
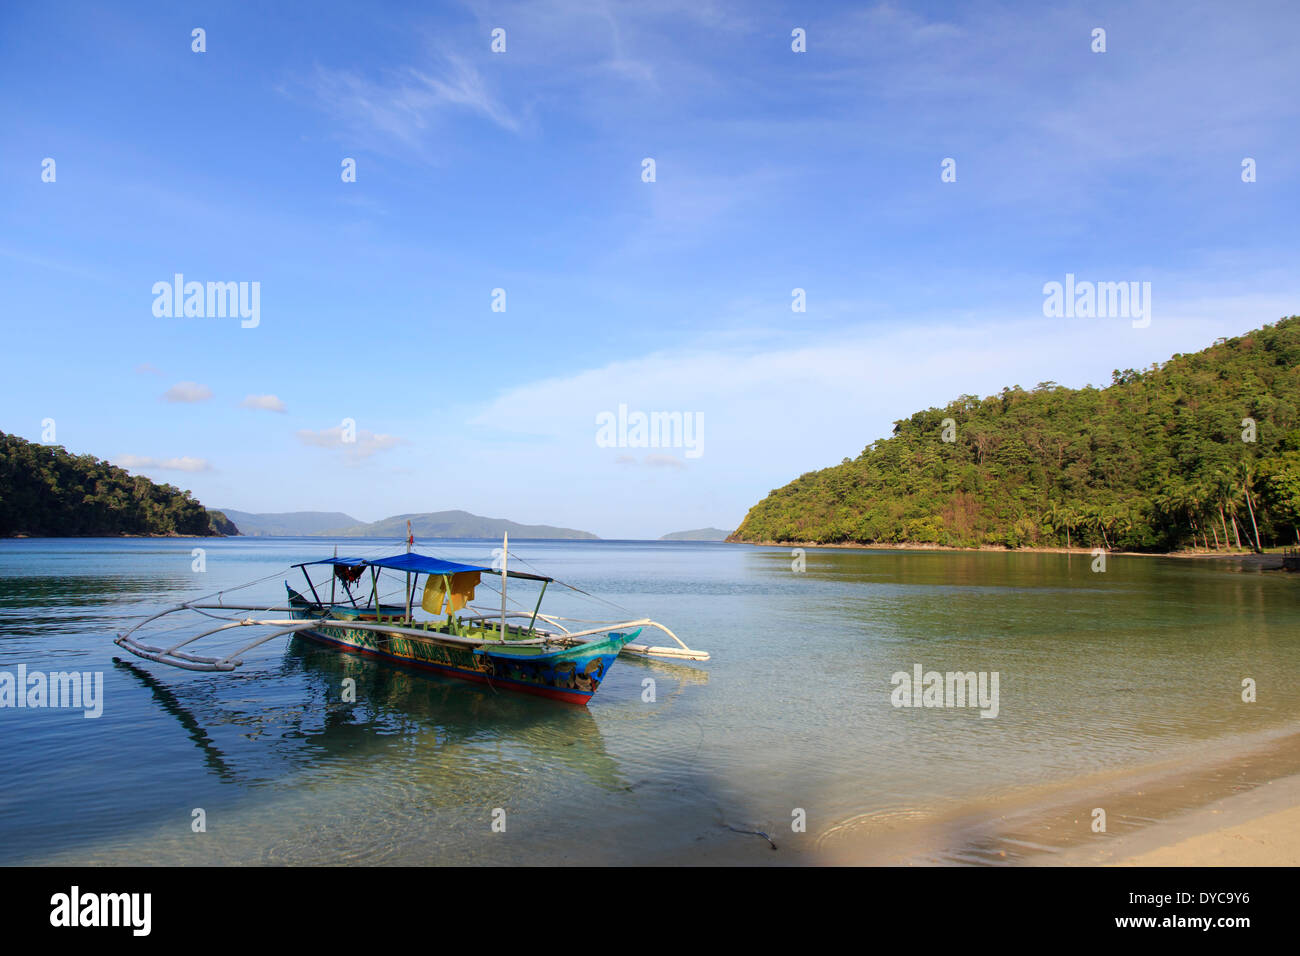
[
  {"xmin": 1076, "ymin": 774, "xmax": 1300, "ymax": 867},
  {"xmin": 808, "ymin": 723, "xmax": 1300, "ymax": 867}
]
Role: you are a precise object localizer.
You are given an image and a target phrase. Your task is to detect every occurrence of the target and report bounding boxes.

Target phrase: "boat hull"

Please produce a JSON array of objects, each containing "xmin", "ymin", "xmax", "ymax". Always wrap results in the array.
[{"xmin": 287, "ymin": 588, "xmax": 635, "ymax": 706}]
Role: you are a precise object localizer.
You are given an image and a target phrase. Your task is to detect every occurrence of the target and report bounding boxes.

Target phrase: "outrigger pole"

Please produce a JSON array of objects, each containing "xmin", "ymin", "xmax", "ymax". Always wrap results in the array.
[{"xmin": 114, "ymin": 542, "xmax": 713, "ymax": 674}]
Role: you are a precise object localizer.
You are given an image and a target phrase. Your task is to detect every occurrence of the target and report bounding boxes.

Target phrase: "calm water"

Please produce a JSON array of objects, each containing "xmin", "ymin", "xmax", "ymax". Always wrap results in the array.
[{"xmin": 1, "ymin": 538, "xmax": 1297, "ymax": 865}]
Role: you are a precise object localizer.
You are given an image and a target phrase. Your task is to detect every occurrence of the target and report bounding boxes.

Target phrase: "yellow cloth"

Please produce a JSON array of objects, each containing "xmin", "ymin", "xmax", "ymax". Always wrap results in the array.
[{"xmin": 422, "ymin": 572, "xmax": 481, "ymax": 615}]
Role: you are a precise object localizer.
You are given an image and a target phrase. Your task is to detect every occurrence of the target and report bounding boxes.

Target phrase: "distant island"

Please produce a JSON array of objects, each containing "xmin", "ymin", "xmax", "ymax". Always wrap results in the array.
[
  {"xmin": 221, "ymin": 508, "xmax": 598, "ymax": 540},
  {"xmin": 733, "ymin": 316, "xmax": 1300, "ymax": 552},
  {"xmin": 217, "ymin": 510, "xmax": 361, "ymax": 537},
  {"xmin": 0, "ymin": 431, "xmax": 233, "ymax": 537},
  {"xmin": 660, "ymin": 528, "xmax": 734, "ymax": 541}
]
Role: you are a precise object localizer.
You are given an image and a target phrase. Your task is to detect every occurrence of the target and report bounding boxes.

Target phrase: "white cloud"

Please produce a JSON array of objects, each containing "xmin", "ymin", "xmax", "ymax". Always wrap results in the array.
[
  {"xmin": 470, "ymin": 294, "xmax": 1296, "ymax": 488},
  {"xmin": 116, "ymin": 455, "xmax": 212, "ymax": 473},
  {"xmin": 296, "ymin": 425, "xmax": 406, "ymax": 462},
  {"xmin": 297, "ymin": 54, "xmax": 519, "ymax": 154},
  {"xmin": 240, "ymin": 394, "xmax": 287, "ymax": 413},
  {"xmin": 163, "ymin": 382, "xmax": 213, "ymax": 403},
  {"xmin": 643, "ymin": 454, "xmax": 687, "ymax": 469}
]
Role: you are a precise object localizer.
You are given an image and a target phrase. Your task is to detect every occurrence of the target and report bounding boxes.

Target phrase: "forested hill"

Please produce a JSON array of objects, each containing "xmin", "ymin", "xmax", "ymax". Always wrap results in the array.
[
  {"xmin": 0, "ymin": 431, "xmax": 235, "ymax": 537},
  {"xmin": 733, "ymin": 317, "xmax": 1300, "ymax": 552}
]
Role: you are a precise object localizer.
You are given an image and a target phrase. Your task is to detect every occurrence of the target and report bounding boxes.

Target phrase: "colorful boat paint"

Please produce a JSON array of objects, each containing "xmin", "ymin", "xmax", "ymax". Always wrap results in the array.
[
  {"xmin": 114, "ymin": 540, "xmax": 709, "ymax": 706},
  {"xmin": 286, "ymin": 585, "xmax": 638, "ymax": 704}
]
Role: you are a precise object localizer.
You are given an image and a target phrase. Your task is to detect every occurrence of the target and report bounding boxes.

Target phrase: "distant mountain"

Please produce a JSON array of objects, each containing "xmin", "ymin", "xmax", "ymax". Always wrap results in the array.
[
  {"xmin": 218, "ymin": 510, "xmax": 361, "ymax": 536},
  {"xmin": 660, "ymin": 527, "xmax": 734, "ymax": 541},
  {"xmin": 326, "ymin": 511, "xmax": 598, "ymax": 540}
]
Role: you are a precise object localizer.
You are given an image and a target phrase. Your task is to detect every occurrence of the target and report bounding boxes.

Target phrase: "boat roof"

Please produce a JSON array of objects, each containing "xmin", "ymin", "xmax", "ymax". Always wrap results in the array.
[{"xmin": 293, "ymin": 551, "xmax": 552, "ymax": 583}]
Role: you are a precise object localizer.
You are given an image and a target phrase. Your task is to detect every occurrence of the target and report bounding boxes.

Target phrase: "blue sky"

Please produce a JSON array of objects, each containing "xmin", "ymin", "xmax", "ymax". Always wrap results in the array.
[{"xmin": 2, "ymin": 0, "xmax": 1297, "ymax": 538}]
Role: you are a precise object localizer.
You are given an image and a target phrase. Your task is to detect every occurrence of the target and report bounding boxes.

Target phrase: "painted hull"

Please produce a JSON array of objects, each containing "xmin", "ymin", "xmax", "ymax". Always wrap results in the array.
[{"xmin": 287, "ymin": 588, "xmax": 636, "ymax": 705}]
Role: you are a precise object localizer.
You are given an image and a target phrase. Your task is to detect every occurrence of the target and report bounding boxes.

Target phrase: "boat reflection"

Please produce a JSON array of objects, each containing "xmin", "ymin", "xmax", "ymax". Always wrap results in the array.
[{"xmin": 112, "ymin": 633, "xmax": 628, "ymax": 793}]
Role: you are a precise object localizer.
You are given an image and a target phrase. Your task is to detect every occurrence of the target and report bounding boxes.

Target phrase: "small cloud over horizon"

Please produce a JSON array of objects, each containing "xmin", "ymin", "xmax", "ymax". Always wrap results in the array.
[
  {"xmin": 116, "ymin": 454, "xmax": 213, "ymax": 473},
  {"xmin": 297, "ymin": 424, "xmax": 406, "ymax": 462},
  {"xmin": 613, "ymin": 453, "xmax": 687, "ymax": 469},
  {"xmin": 644, "ymin": 454, "xmax": 687, "ymax": 469},
  {"xmin": 240, "ymin": 394, "xmax": 287, "ymax": 413},
  {"xmin": 163, "ymin": 382, "xmax": 213, "ymax": 403}
]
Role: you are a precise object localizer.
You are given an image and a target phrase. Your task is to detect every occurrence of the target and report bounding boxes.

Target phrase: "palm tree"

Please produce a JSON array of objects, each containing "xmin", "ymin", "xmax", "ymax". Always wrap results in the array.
[
  {"xmin": 1062, "ymin": 506, "xmax": 1079, "ymax": 550},
  {"xmin": 1208, "ymin": 471, "xmax": 1237, "ymax": 550},
  {"xmin": 1238, "ymin": 461, "xmax": 1264, "ymax": 552},
  {"xmin": 1083, "ymin": 504, "xmax": 1113, "ymax": 550},
  {"xmin": 1186, "ymin": 481, "xmax": 1212, "ymax": 550}
]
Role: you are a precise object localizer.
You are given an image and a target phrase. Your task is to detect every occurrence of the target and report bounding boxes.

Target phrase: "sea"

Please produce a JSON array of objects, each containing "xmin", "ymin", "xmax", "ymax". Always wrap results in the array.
[{"xmin": 1, "ymin": 537, "xmax": 1297, "ymax": 865}]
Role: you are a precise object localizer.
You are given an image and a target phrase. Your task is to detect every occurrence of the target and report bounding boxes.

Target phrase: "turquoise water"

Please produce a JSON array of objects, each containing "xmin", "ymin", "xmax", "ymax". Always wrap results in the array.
[{"xmin": 1, "ymin": 537, "xmax": 1297, "ymax": 864}]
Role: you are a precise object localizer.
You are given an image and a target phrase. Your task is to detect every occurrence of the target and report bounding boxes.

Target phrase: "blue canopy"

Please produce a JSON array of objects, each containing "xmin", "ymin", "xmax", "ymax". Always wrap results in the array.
[{"xmin": 294, "ymin": 551, "xmax": 552, "ymax": 583}]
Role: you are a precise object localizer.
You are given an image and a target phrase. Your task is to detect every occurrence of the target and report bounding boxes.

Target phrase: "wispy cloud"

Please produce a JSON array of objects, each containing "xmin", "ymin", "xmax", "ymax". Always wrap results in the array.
[
  {"xmin": 116, "ymin": 455, "xmax": 212, "ymax": 473},
  {"xmin": 240, "ymin": 394, "xmax": 287, "ymax": 413},
  {"xmin": 163, "ymin": 382, "xmax": 212, "ymax": 403},
  {"xmin": 297, "ymin": 424, "xmax": 406, "ymax": 463},
  {"xmin": 295, "ymin": 54, "xmax": 519, "ymax": 153},
  {"xmin": 470, "ymin": 293, "xmax": 1295, "ymax": 487},
  {"xmin": 643, "ymin": 454, "xmax": 687, "ymax": 469},
  {"xmin": 134, "ymin": 363, "xmax": 163, "ymax": 376},
  {"xmin": 614, "ymin": 453, "xmax": 686, "ymax": 469}
]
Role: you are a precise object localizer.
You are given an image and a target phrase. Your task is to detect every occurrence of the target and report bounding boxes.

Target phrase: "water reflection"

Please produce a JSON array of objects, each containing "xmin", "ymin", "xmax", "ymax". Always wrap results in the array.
[{"xmin": 113, "ymin": 635, "xmax": 627, "ymax": 795}]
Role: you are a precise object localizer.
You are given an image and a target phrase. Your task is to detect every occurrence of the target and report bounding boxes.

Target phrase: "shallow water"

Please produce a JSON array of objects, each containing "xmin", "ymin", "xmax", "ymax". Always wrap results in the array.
[{"xmin": 1, "ymin": 538, "xmax": 1296, "ymax": 864}]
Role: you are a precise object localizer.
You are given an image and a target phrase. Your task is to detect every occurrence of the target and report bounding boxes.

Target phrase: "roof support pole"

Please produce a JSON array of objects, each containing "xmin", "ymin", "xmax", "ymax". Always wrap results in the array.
[
  {"xmin": 527, "ymin": 580, "xmax": 547, "ymax": 635},
  {"xmin": 301, "ymin": 567, "xmax": 325, "ymax": 607}
]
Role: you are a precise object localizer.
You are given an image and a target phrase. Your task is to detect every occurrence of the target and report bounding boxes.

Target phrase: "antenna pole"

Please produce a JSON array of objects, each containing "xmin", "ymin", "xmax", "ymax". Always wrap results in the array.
[
  {"xmin": 501, "ymin": 532, "xmax": 508, "ymax": 640},
  {"xmin": 405, "ymin": 521, "xmax": 414, "ymax": 621}
]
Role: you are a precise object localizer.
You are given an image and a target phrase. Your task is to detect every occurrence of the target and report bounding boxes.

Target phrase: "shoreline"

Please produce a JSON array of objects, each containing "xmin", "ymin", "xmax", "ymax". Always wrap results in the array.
[
  {"xmin": 728, "ymin": 538, "xmax": 1289, "ymax": 565},
  {"xmin": 810, "ymin": 723, "xmax": 1300, "ymax": 866},
  {"xmin": 4, "ymin": 534, "xmax": 231, "ymax": 539},
  {"xmin": 1070, "ymin": 773, "xmax": 1300, "ymax": 867}
]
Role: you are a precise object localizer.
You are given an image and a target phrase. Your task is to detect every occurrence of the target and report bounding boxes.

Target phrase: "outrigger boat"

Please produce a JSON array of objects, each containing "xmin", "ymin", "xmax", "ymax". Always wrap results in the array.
[{"xmin": 115, "ymin": 535, "xmax": 709, "ymax": 706}]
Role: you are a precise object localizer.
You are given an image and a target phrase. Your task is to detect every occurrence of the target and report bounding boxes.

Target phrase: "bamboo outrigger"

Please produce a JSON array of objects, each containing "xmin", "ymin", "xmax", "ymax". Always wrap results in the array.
[{"xmin": 115, "ymin": 536, "xmax": 709, "ymax": 705}]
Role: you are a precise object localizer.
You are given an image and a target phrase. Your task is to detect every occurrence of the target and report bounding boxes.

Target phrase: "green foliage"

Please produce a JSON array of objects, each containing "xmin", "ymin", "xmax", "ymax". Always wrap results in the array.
[
  {"xmin": 0, "ymin": 432, "xmax": 231, "ymax": 537},
  {"xmin": 735, "ymin": 317, "xmax": 1300, "ymax": 551},
  {"xmin": 205, "ymin": 510, "xmax": 240, "ymax": 536}
]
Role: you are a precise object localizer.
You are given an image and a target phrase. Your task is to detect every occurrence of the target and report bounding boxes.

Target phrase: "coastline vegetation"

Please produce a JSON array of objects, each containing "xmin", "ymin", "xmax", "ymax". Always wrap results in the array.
[
  {"xmin": 734, "ymin": 317, "xmax": 1300, "ymax": 552},
  {"xmin": 0, "ymin": 431, "xmax": 234, "ymax": 537}
]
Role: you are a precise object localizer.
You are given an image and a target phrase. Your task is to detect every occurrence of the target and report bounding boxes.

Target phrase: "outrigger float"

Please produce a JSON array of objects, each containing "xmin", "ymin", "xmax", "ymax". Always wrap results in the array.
[{"xmin": 115, "ymin": 535, "xmax": 709, "ymax": 706}]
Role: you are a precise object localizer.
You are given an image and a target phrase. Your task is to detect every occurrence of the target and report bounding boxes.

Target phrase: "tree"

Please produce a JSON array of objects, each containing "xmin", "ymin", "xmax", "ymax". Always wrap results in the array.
[{"xmin": 733, "ymin": 316, "xmax": 1300, "ymax": 553}]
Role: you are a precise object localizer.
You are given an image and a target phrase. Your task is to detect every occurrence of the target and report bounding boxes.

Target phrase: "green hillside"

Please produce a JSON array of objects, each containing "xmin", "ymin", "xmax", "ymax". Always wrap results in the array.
[
  {"xmin": 733, "ymin": 317, "xmax": 1300, "ymax": 552},
  {"xmin": 0, "ymin": 431, "xmax": 234, "ymax": 537}
]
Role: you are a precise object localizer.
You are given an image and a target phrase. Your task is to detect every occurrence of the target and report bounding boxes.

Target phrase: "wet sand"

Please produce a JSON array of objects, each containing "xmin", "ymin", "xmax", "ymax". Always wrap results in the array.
[
  {"xmin": 1085, "ymin": 774, "xmax": 1300, "ymax": 866},
  {"xmin": 814, "ymin": 723, "xmax": 1300, "ymax": 866}
]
